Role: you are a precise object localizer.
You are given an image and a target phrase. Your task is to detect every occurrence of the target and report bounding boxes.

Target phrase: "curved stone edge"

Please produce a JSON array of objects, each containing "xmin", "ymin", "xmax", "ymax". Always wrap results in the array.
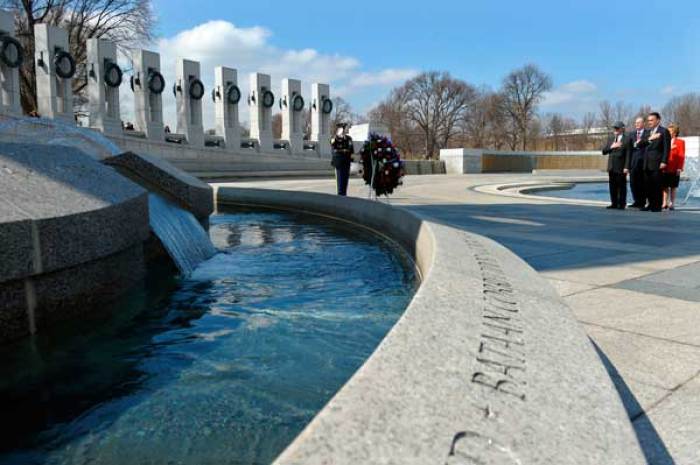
[
  {"xmin": 103, "ymin": 151, "xmax": 214, "ymax": 221},
  {"xmin": 216, "ymin": 187, "xmax": 646, "ymax": 465},
  {"xmin": 473, "ymin": 178, "xmax": 608, "ymax": 206}
]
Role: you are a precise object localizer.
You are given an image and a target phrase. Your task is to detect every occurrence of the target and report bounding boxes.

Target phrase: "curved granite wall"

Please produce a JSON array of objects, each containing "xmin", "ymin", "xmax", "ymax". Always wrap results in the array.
[
  {"xmin": 216, "ymin": 187, "xmax": 646, "ymax": 464},
  {"xmin": 0, "ymin": 143, "xmax": 149, "ymax": 343}
]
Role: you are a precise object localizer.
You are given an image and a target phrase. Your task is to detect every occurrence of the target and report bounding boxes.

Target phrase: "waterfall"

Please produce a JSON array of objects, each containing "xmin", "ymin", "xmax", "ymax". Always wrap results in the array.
[{"xmin": 148, "ymin": 194, "xmax": 217, "ymax": 276}]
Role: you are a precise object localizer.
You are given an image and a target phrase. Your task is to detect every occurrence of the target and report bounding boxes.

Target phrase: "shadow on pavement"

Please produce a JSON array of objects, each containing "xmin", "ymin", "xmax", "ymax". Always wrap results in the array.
[{"xmin": 592, "ymin": 341, "xmax": 676, "ymax": 465}]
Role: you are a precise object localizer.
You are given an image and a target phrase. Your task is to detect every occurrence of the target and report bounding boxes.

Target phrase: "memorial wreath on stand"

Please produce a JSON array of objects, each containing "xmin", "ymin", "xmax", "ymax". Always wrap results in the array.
[{"xmin": 360, "ymin": 133, "xmax": 405, "ymax": 198}]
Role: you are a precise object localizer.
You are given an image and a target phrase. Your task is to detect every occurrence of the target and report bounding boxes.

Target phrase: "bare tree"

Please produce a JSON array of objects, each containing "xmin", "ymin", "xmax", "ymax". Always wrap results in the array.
[
  {"xmin": 2, "ymin": 0, "xmax": 155, "ymax": 113},
  {"xmin": 599, "ymin": 100, "xmax": 614, "ymax": 129},
  {"xmin": 600, "ymin": 100, "xmax": 634, "ymax": 128},
  {"xmin": 271, "ymin": 113, "xmax": 282, "ymax": 139},
  {"xmin": 458, "ymin": 87, "xmax": 510, "ymax": 150},
  {"xmin": 614, "ymin": 101, "xmax": 633, "ymax": 127},
  {"xmin": 396, "ymin": 71, "xmax": 476, "ymax": 158},
  {"xmin": 500, "ymin": 64, "xmax": 552, "ymax": 150},
  {"xmin": 582, "ymin": 112, "xmax": 597, "ymax": 133},
  {"xmin": 663, "ymin": 93, "xmax": 700, "ymax": 135}
]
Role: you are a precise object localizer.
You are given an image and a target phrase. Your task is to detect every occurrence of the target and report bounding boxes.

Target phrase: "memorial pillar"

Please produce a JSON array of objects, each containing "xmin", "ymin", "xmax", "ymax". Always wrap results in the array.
[
  {"xmin": 35, "ymin": 23, "xmax": 76, "ymax": 122},
  {"xmin": 175, "ymin": 59, "xmax": 205, "ymax": 147},
  {"xmin": 87, "ymin": 38, "xmax": 122, "ymax": 134},
  {"xmin": 132, "ymin": 49, "xmax": 165, "ymax": 140},
  {"xmin": 213, "ymin": 66, "xmax": 241, "ymax": 150},
  {"xmin": 311, "ymin": 83, "xmax": 332, "ymax": 157},
  {"xmin": 0, "ymin": 10, "xmax": 22, "ymax": 116},
  {"xmin": 281, "ymin": 78, "xmax": 304, "ymax": 154},
  {"xmin": 248, "ymin": 72, "xmax": 274, "ymax": 152}
]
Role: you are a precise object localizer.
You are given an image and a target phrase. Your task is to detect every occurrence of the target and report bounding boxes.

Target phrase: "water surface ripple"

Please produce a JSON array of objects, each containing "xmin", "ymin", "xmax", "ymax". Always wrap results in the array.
[{"xmin": 0, "ymin": 210, "xmax": 417, "ymax": 465}]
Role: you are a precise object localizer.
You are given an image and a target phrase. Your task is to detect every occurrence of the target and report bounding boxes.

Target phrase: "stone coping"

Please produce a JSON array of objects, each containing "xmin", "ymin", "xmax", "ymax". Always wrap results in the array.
[
  {"xmin": 0, "ymin": 142, "xmax": 149, "ymax": 282},
  {"xmin": 104, "ymin": 151, "xmax": 214, "ymax": 221},
  {"xmin": 474, "ymin": 178, "xmax": 610, "ymax": 206},
  {"xmin": 215, "ymin": 187, "xmax": 645, "ymax": 464}
]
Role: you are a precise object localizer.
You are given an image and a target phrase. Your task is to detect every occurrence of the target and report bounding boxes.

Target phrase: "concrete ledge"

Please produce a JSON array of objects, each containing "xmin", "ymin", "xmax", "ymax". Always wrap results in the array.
[
  {"xmin": 216, "ymin": 187, "xmax": 645, "ymax": 464},
  {"xmin": 0, "ymin": 143, "xmax": 149, "ymax": 342},
  {"xmin": 475, "ymin": 178, "xmax": 609, "ymax": 206},
  {"xmin": 104, "ymin": 151, "xmax": 214, "ymax": 221}
]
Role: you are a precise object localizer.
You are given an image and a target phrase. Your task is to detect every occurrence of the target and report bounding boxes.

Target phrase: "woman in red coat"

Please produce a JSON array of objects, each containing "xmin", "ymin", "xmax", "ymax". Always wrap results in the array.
[{"xmin": 662, "ymin": 123, "xmax": 685, "ymax": 210}]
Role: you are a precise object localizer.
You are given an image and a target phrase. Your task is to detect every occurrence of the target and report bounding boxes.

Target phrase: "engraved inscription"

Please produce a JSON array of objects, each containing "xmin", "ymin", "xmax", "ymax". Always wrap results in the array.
[{"xmin": 466, "ymin": 239, "xmax": 526, "ymax": 401}]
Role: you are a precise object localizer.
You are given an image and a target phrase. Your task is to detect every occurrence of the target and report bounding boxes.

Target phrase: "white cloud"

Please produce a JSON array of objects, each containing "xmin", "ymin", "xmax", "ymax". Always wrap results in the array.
[
  {"xmin": 118, "ymin": 20, "xmax": 414, "ymax": 129},
  {"xmin": 542, "ymin": 79, "xmax": 599, "ymax": 112},
  {"xmin": 660, "ymin": 85, "xmax": 676, "ymax": 96}
]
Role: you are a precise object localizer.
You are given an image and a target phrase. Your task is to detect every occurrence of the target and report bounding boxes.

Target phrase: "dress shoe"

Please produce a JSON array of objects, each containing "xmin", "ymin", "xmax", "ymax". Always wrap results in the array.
[
  {"xmin": 640, "ymin": 206, "xmax": 651, "ymax": 211},
  {"xmin": 617, "ymin": 206, "xmax": 626, "ymax": 210},
  {"xmin": 629, "ymin": 203, "xmax": 643, "ymax": 208},
  {"xmin": 606, "ymin": 205, "xmax": 616, "ymax": 209},
  {"xmin": 650, "ymin": 208, "xmax": 662, "ymax": 212}
]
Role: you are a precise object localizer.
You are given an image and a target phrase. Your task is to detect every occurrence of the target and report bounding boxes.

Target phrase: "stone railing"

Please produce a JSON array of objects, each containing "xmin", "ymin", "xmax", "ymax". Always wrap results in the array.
[{"xmin": 216, "ymin": 187, "xmax": 646, "ymax": 465}]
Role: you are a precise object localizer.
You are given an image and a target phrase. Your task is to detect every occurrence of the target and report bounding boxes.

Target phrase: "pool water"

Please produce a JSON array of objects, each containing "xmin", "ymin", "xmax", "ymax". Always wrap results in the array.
[
  {"xmin": 537, "ymin": 181, "xmax": 700, "ymax": 207},
  {"xmin": 0, "ymin": 210, "xmax": 417, "ymax": 465}
]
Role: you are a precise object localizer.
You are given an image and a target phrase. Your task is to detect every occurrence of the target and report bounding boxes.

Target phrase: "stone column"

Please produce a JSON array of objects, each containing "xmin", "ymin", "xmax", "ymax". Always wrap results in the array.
[
  {"xmin": 281, "ymin": 78, "xmax": 304, "ymax": 154},
  {"xmin": 0, "ymin": 11, "xmax": 22, "ymax": 116},
  {"xmin": 213, "ymin": 66, "xmax": 240, "ymax": 150},
  {"xmin": 311, "ymin": 83, "xmax": 332, "ymax": 157},
  {"xmin": 132, "ymin": 49, "xmax": 164, "ymax": 141},
  {"xmin": 86, "ymin": 38, "xmax": 121, "ymax": 134},
  {"xmin": 34, "ymin": 23, "xmax": 75, "ymax": 122},
  {"xmin": 248, "ymin": 72, "xmax": 274, "ymax": 152},
  {"xmin": 175, "ymin": 59, "xmax": 205, "ymax": 147}
]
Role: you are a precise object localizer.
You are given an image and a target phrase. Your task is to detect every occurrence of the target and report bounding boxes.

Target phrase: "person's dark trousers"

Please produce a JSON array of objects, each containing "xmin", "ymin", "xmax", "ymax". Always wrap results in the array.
[
  {"xmin": 335, "ymin": 161, "xmax": 351, "ymax": 196},
  {"xmin": 629, "ymin": 157, "xmax": 645, "ymax": 206},
  {"xmin": 608, "ymin": 171, "xmax": 627, "ymax": 208},
  {"xmin": 644, "ymin": 169, "xmax": 663, "ymax": 211}
]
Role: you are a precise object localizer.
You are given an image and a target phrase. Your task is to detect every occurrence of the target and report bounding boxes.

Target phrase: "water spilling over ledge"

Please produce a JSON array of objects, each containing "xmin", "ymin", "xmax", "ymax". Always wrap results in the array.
[{"xmin": 148, "ymin": 193, "xmax": 216, "ymax": 275}]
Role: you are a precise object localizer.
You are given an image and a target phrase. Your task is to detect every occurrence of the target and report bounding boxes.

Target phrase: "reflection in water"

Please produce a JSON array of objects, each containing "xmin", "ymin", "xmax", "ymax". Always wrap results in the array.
[{"xmin": 0, "ymin": 209, "xmax": 417, "ymax": 465}]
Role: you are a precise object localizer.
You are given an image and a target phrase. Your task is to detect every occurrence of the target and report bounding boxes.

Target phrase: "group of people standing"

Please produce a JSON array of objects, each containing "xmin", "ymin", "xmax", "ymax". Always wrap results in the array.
[{"xmin": 603, "ymin": 112, "xmax": 686, "ymax": 211}]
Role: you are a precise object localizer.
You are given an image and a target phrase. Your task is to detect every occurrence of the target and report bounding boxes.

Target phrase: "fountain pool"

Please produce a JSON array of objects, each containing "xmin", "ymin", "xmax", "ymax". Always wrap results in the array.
[
  {"xmin": 0, "ymin": 209, "xmax": 417, "ymax": 465},
  {"xmin": 534, "ymin": 180, "xmax": 700, "ymax": 207}
]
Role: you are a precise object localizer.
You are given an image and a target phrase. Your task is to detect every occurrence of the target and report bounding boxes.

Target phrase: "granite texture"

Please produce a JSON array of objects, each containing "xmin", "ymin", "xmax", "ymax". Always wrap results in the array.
[
  {"xmin": 32, "ymin": 243, "xmax": 145, "ymax": 330},
  {"xmin": 0, "ymin": 280, "xmax": 29, "ymax": 342},
  {"xmin": 103, "ymin": 151, "xmax": 213, "ymax": 221},
  {"xmin": 216, "ymin": 187, "xmax": 645, "ymax": 465},
  {"xmin": 0, "ymin": 142, "xmax": 149, "ymax": 342},
  {"xmin": 0, "ymin": 142, "xmax": 149, "ymax": 282}
]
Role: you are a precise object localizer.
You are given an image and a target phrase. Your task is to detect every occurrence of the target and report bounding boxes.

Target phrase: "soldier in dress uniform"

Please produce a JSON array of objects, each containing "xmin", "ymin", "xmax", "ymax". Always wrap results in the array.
[{"xmin": 330, "ymin": 123, "xmax": 354, "ymax": 196}]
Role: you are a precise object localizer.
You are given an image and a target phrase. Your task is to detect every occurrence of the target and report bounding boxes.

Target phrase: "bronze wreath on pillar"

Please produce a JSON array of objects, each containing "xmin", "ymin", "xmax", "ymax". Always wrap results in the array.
[
  {"xmin": 226, "ymin": 83, "xmax": 241, "ymax": 105},
  {"xmin": 0, "ymin": 35, "xmax": 23, "ymax": 68},
  {"xmin": 261, "ymin": 89, "xmax": 275, "ymax": 108},
  {"xmin": 147, "ymin": 70, "xmax": 165, "ymax": 94},
  {"xmin": 54, "ymin": 50, "xmax": 76, "ymax": 79},
  {"xmin": 292, "ymin": 93, "xmax": 304, "ymax": 112},
  {"xmin": 103, "ymin": 61, "xmax": 123, "ymax": 88},
  {"xmin": 189, "ymin": 78, "xmax": 205, "ymax": 100},
  {"xmin": 321, "ymin": 97, "xmax": 333, "ymax": 115}
]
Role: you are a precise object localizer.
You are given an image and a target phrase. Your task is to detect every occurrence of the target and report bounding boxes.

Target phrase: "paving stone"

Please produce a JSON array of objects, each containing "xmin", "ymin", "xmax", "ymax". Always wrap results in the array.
[{"xmin": 566, "ymin": 288, "xmax": 700, "ymax": 346}]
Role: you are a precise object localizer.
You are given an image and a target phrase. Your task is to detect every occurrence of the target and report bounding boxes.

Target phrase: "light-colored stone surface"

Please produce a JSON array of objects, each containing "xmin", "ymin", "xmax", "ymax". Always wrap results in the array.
[
  {"xmin": 566, "ymin": 288, "xmax": 700, "ymax": 346},
  {"xmin": 633, "ymin": 373, "xmax": 700, "ymax": 465},
  {"xmin": 216, "ymin": 186, "xmax": 645, "ymax": 465},
  {"xmin": 216, "ymin": 174, "xmax": 700, "ymax": 464}
]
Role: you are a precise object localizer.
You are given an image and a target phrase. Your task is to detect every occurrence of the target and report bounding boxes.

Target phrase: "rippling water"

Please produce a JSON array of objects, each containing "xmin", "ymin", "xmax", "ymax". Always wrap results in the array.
[{"xmin": 0, "ymin": 210, "xmax": 417, "ymax": 465}]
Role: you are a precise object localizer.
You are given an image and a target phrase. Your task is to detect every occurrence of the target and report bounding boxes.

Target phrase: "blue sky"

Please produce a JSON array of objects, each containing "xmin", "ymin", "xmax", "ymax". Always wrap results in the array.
[{"xmin": 144, "ymin": 0, "xmax": 699, "ymax": 126}]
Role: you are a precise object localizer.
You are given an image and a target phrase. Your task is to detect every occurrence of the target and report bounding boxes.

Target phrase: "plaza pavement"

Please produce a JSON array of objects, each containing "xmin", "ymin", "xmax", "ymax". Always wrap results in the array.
[{"xmin": 213, "ymin": 174, "xmax": 700, "ymax": 465}]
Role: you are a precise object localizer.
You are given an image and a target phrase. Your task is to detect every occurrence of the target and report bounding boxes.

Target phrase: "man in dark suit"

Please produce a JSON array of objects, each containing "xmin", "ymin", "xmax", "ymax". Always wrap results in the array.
[
  {"xmin": 628, "ymin": 117, "xmax": 648, "ymax": 208},
  {"xmin": 602, "ymin": 121, "xmax": 632, "ymax": 209},
  {"xmin": 638, "ymin": 112, "xmax": 671, "ymax": 212}
]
